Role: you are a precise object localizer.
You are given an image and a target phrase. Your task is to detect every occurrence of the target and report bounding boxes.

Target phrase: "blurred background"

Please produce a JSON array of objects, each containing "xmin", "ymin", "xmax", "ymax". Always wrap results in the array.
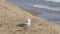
[{"xmin": 6, "ymin": 0, "xmax": 60, "ymax": 24}]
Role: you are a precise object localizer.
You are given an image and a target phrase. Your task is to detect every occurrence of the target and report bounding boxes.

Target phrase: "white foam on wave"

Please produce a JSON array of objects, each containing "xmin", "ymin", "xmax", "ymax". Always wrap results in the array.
[
  {"xmin": 33, "ymin": 4, "xmax": 60, "ymax": 11},
  {"xmin": 44, "ymin": 0, "xmax": 60, "ymax": 2}
]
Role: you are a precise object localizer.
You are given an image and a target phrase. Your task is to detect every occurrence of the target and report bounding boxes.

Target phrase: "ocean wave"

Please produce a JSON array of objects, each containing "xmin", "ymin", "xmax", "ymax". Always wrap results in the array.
[
  {"xmin": 45, "ymin": 0, "xmax": 60, "ymax": 2},
  {"xmin": 33, "ymin": 4, "xmax": 60, "ymax": 11}
]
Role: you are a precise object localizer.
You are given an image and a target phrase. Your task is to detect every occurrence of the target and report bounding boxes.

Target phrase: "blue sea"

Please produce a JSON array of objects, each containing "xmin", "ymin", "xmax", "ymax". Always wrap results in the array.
[{"xmin": 6, "ymin": 0, "xmax": 60, "ymax": 24}]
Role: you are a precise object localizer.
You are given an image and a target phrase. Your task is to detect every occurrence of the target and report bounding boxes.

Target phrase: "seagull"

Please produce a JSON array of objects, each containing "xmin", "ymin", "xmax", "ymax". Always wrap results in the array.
[{"xmin": 16, "ymin": 18, "xmax": 31, "ymax": 29}]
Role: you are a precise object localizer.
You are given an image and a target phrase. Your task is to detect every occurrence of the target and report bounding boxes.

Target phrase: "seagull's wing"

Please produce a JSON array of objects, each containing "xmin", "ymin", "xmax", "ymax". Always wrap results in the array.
[{"xmin": 16, "ymin": 23, "xmax": 27, "ymax": 27}]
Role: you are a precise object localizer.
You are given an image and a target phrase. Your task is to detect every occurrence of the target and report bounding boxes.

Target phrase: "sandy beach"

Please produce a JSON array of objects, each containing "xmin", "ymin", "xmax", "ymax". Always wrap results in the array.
[{"xmin": 0, "ymin": 0, "xmax": 60, "ymax": 34}]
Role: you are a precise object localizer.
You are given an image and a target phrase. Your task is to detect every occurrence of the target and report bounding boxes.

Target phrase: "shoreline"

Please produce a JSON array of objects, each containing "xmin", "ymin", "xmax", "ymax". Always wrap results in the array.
[{"xmin": 0, "ymin": 0, "xmax": 60, "ymax": 34}]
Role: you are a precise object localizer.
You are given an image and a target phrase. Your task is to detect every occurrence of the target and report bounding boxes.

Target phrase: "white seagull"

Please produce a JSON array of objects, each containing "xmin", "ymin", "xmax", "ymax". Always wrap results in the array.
[{"xmin": 16, "ymin": 18, "xmax": 31, "ymax": 29}]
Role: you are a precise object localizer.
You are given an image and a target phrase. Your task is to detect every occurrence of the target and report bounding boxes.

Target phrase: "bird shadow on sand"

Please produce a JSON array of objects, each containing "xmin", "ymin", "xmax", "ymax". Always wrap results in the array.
[{"xmin": 16, "ymin": 30, "xmax": 23, "ymax": 31}]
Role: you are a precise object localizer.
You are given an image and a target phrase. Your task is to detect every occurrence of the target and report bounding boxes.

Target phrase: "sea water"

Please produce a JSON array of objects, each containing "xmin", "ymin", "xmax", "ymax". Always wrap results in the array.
[{"xmin": 6, "ymin": 0, "xmax": 60, "ymax": 24}]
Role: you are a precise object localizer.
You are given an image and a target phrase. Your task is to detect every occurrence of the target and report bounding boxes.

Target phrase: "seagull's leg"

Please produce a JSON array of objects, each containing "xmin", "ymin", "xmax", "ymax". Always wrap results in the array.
[
  {"xmin": 24, "ymin": 28, "xmax": 28, "ymax": 34},
  {"xmin": 25, "ymin": 29, "xmax": 28, "ymax": 34},
  {"xmin": 24, "ymin": 28, "xmax": 27, "ymax": 31}
]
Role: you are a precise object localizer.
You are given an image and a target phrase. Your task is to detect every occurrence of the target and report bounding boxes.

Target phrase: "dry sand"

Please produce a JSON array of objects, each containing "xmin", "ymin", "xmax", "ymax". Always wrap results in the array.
[{"xmin": 0, "ymin": 0, "xmax": 60, "ymax": 34}]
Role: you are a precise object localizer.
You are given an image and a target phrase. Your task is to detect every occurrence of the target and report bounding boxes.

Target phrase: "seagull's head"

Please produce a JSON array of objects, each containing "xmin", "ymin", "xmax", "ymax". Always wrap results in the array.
[
  {"xmin": 25, "ymin": 18, "xmax": 31, "ymax": 26},
  {"xmin": 27, "ymin": 18, "xmax": 31, "ymax": 26}
]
